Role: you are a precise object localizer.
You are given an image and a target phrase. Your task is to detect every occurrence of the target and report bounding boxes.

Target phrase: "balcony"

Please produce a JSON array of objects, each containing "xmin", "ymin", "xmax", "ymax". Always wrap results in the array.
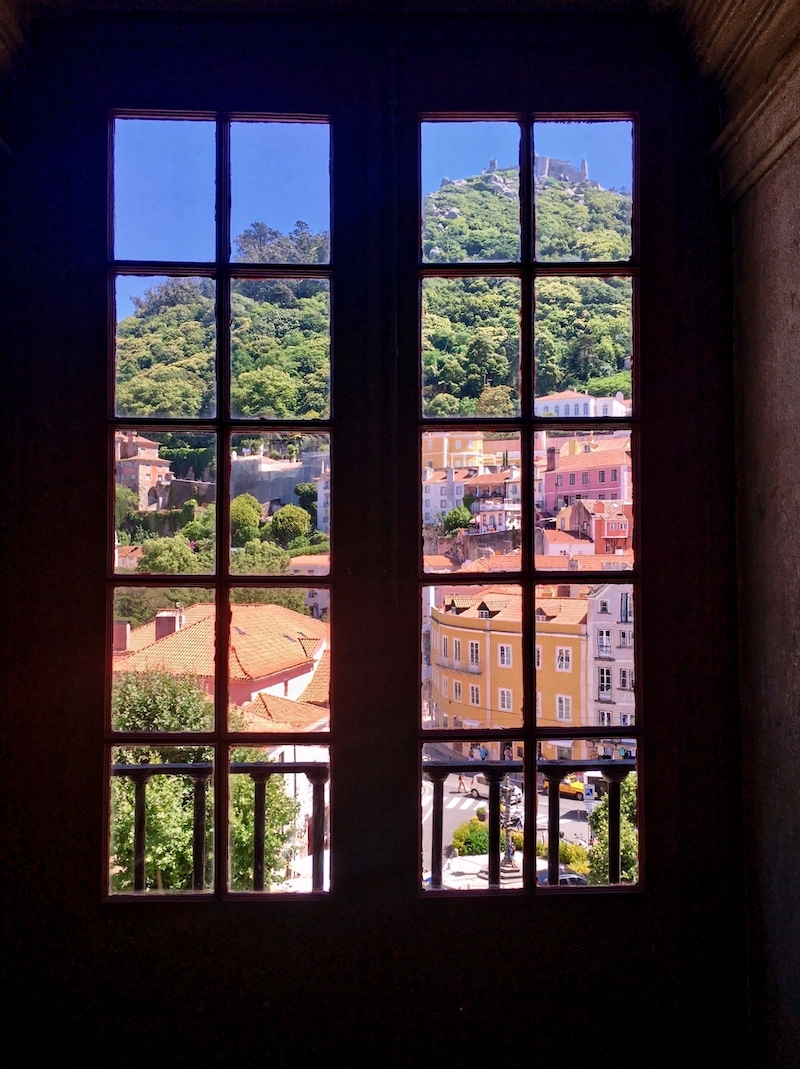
[
  {"xmin": 422, "ymin": 757, "xmax": 636, "ymax": 890},
  {"xmin": 111, "ymin": 760, "xmax": 329, "ymax": 894}
]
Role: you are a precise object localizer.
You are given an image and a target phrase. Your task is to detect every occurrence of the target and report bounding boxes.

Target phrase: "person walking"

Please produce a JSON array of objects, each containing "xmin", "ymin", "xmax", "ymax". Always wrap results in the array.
[{"xmin": 457, "ymin": 774, "xmax": 468, "ymax": 794}]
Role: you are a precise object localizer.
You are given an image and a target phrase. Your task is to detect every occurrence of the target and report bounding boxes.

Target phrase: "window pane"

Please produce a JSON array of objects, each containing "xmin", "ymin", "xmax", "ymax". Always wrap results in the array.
[
  {"xmin": 535, "ymin": 428, "xmax": 634, "ymax": 569},
  {"xmin": 422, "ymin": 120, "xmax": 520, "ymax": 263},
  {"xmin": 424, "ymin": 584, "xmax": 522, "ymax": 732},
  {"xmin": 230, "ymin": 432, "xmax": 329, "ymax": 573},
  {"xmin": 421, "ymin": 432, "xmax": 522, "ymax": 575},
  {"xmin": 230, "ymin": 121, "xmax": 330, "ymax": 264},
  {"xmin": 231, "ymin": 278, "xmax": 330, "ymax": 418},
  {"xmin": 422, "ymin": 277, "xmax": 520, "ymax": 418},
  {"xmin": 110, "ymin": 746, "xmax": 214, "ymax": 894},
  {"xmin": 536, "ymin": 738, "xmax": 638, "ymax": 886},
  {"xmin": 111, "ymin": 588, "xmax": 216, "ymax": 730},
  {"xmin": 533, "ymin": 275, "xmax": 633, "ymax": 414},
  {"xmin": 114, "ymin": 118, "xmax": 216, "ymax": 262},
  {"xmin": 229, "ymin": 749, "xmax": 330, "ymax": 892},
  {"xmin": 533, "ymin": 120, "xmax": 633, "ymax": 262},
  {"xmin": 228, "ymin": 590, "xmax": 329, "ymax": 731},
  {"xmin": 422, "ymin": 740, "xmax": 524, "ymax": 890},
  {"xmin": 114, "ymin": 430, "xmax": 217, "ymax": 574},
  {"xmin": 115, "ymin": 276, "xmax": 217, "ymax": 418}
]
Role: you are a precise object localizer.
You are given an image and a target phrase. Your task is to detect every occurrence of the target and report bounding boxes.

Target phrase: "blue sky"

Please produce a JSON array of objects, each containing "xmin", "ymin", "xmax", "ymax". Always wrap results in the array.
[{"xmin": 114, "ymin": 117, "xmax": 632, "ymax": 316}]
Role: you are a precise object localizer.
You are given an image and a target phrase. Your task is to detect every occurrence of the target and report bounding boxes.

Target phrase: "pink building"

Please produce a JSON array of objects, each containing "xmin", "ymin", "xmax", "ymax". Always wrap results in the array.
[{"xmin": 542, "ymin": 438, "xmax": 632, "ymax": 514}]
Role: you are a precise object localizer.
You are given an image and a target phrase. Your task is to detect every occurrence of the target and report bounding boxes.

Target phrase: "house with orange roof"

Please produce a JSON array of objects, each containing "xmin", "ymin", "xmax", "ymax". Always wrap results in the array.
[
  {"xmin": 533, "ymin": 390, "xmax": 630, "ymax": 419},
  {"xmin": 422, "ymin": 431, "xmax": 484, "ymax": 470},
  {"xmin": 421, "ymin": 466, "xmax": 477, "ymax": 524},
  {"xmin": 113, "ymin": 602, "xmax": 329, "ymax": 709},
  {"xmin": 114, "ymin": 430, "xmax": 174, "ymax": 511},
  {"xmin": 543, "ymin": 434, "xmax": 632, "ymax": 513},
  {"xmin": 463, "ymin": 468, "xmax": 521, "ymax": 533}
]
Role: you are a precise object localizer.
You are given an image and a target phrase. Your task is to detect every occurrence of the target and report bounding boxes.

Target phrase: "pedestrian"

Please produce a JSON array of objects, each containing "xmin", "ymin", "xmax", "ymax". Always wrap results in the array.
[
  {"xmin": 468, "ymin": 746, "xmax": 475, "ymax": 761},
  {"xmin": 457, "ymin": 774, "xmax": 467, "ymax": 794},
  {"xmin": 479, "ymin": 745, "xmax": 488, "ymax": 761}
]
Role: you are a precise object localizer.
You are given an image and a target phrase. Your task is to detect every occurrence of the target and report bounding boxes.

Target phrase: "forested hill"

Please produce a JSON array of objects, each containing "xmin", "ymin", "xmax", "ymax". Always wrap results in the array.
[{"xmin": 115, "ymin": 168, "xmax": 633, "ymax": 421}]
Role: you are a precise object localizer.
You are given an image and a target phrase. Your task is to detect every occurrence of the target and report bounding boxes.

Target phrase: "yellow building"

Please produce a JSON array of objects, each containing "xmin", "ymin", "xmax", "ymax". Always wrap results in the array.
[
  {"xmin": 428, "ymin": 583, "xmax": 591, "ymax": 763},
  {"xmin": 534, "ymin": 587, "xmax": 590, "ymax": 761},
  {"xmin": 422, "ymin": 431, "xmax": 485, "ymax": 471}
]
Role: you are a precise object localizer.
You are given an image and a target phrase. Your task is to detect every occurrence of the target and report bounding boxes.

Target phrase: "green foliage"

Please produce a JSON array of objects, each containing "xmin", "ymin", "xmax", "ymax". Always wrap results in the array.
[
  {"xmin": 442, "ymin": 504, "xmax": 473, "ymax": 535},
  {"xmin": 137, "ymin": 533, "xmax": 213, "ymax": 574},
  {"xmin": 230, "ymin": 538, "xmax": 290, "ymax": 575},
  {"xmin": 113, "ymin": 670, "xmax": 212, "ymax": 736},
  {"xmin": 115, "ymin": 484, "xmax": 138, "ymax": 529},
  {"xmin": 585, "ymin": 370, "xmax": 631, "ymax": 398},
  {"xmin": 294, "ymin": 481, "xmax": 319, "ymax": 525},
  {"xmin": 230, "ymin": 493, "xmax": 264, "ymax": 547},
  {"xmin": 587, "ymin": 773, "xmax": 638, "ymax": 884},
  {"xmin": 451, "ymin": 817, "xmax": 524, "ymax": 857},
  {"xmin": 269, "ymin": 504, "xmax": 312, "ymax": 548},
  {"xmin": 534, "ymin": 837, "xmax": 589, "ymax": 873}
]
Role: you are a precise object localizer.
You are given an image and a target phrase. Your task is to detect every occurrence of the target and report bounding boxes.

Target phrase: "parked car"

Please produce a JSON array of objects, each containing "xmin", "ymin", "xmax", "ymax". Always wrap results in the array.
[
  {"xmin": 535, "ymin": 859, "xmax": 588, "ymax": 887},
  {"xmin": 467, "ymin": 774, "xmax": 523, "ymax": 804},
  {"xmin": 540, "ymin": 774, "xmax": 585, "ymax": 800}
]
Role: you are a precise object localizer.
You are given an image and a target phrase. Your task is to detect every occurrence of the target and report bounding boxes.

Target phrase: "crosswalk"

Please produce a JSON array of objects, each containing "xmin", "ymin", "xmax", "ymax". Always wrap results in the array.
[{"xmin": 421, "ymin": 789, "xmax": 480, "ymax": 825}]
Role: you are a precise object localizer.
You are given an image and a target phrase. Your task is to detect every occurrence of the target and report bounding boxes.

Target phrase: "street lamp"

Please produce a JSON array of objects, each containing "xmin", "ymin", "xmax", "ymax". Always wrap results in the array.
[{"xmin": 500, "ymin": 776, "xmax": 519, "ymax": 871}]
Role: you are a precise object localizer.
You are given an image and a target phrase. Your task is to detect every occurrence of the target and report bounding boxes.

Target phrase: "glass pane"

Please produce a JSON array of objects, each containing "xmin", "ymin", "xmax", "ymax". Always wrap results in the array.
[
  {"xmin": 110, "ymin": 746, "xmax": 214, "ymax": 894},
  {"xmin": 421, "ymin": 740, "xmax": 524, "ymax": 891},
  {"xmin": 231, "ymin": 121, "xmax": 330, "ymax": 264},
  {"xmin": 534, "ymin": 585, "xmax": 636, "ymax": 731},
  {"xmin": 114, "ymin": 118, "xmax": 215, "ymax": 262},
  {"xmin": 112, "ymin": 592, "xmax": 216, "ymax": 715},
  {"xmin": 228, "ymin": 589, "xmax": 330, "ymax": 731},
  {"xmin": 230, "ymin": 432, "xmax": 329, "ymax": 574},
  {"xmin": 112, "ymin": 588, "xmax": 216, "ymax": 730},
  {"xmin": 423, "ymin": 584, "xmax": 522, "ymax": 732},
  {"xmin": 533, "ymin": 120, "xmax": 633, "ymax": 262},
  {"xmin": 229, "ymin": 748, "xmax": 330, "ymax": 892},
  {"xmin": 422, "ymin": 277, "xmax": 520, "ymax": 418},
  {"xmin": 115, "ymin": 276, "xmax": 216, "ymax": 418},
  {"xmin": 535, "ymin": 428, "xmax": 634, "ymax": 569},
  {"xmin": 113, "ymin": 430, "xmax": 217, "ymax": 574},
  {"xmin": 421, "ymin": 432, "xmax": 522, "ymax": 575},
  {"xmin": 231, "ymin": 278, "xmax": 330, "ymax": 418},
  {"xmin": 533, "ymin": 275, "xmax": 633, "ymax": 413},
  {"xmin": 422, "ymin": 120, "xmax": 520, "ymax": 263},
  {"xmin": 536, "ymin": 738, "xmax": 638, "ymax": 886}
]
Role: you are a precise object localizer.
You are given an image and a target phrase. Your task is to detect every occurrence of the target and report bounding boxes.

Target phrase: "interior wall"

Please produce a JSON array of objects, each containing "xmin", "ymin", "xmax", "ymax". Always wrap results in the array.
[{"xmin": 734, "ymin": 132, "xmax": 800, "ymax": 1067}]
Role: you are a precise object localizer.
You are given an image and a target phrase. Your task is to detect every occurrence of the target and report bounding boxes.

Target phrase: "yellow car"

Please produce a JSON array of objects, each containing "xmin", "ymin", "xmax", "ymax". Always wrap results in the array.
[{"xmin": 540, "ymin": 775, "xmax": 585, "ymax": 801}]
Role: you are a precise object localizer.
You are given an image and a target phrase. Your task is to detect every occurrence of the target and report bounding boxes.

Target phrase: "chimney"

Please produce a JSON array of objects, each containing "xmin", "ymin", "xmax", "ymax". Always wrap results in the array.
[
  {"xmin": 155, "ymin": 609, "xmax": 184, "ymax": 641},
  {"xmin": 546, "ymin": 447, "xmax": 556, "ymax": 471},
  {"xmin": 113, "ymin": 620, "xmax": 130, "ymax": 653}
]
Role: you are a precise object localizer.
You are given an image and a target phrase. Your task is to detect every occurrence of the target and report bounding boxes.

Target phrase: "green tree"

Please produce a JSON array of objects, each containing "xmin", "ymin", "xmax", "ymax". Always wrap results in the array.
[
  {"xmin": 137, "ymin": 533, "xmax": 213, "ymax": 574},
  {"xmin": 231, "ymin": 538, "xmax": 291, "ymax": 575},
  {"xmin": 115, "ymin": 484, "xmax": 138, "ymax": 531},
  {"xmin": 269, "ymin": 504, "xmax": 312, "ymax": 548},
  {"xmin": 587, "ymin": 773, "xmax": 638, "ymax": 884},
  {"xmin": 294, "ymin": 481, "xmax": 318, "ymax": 525},
  {"xmin": 230, "ymin": 493, "xmax": 264, "ymax": 547},
  {"xmin": 442, "ymin": 504, "xmax": 473, "ymax": 535},
  {"xmin": 476, "ymin": 384, "xmax": 517, "ymax": 417}
]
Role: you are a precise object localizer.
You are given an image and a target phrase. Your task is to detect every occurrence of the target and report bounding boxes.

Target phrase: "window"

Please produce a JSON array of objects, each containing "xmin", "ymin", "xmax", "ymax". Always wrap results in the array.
[
  {"xmin": 469, "ymin": 641, "xmax": 480, "ymax": 668},
  {"xmin": 442, "ymin": 636, "xmax": 448, "ymax": 659},
  {"xmin": 598, "ymin": 667, "xmax": 613, "ymax": 700},
  {"xmin": 556, "ymin": 474, "xmax": 563, "ymax": 487},
  {"xmin": 441, "ymin": 676, "xmax": 448, "ymax": 697},
  {"xmin": 453, "ymin": 681, "xmax": 462, "ymax": 702},
  {"xmin": 535, "ymin": 645, "xmax": 541, "ymax": 669},
  {"xmin": 619, "ymin": 630, "xmax": 630, "ymax": 647},
  {"xmin": 556, "ymin": 646, "xmax": 571, "ymax": 672},
  {"xmin": 556, "ymin": 696, "xmax": 572, "ymax": 722},
  {"xmin": 597, "ymin": 629, "xmax": 612, "ymax": 656},
  {"xmin": 453, "ymin": 638, "xmax": 461, "ymax": 662},
  {"xmin": 599, "ymin": 470, "xmax": 605, "ymax": 483},
  {"xmin": 569, "ymin": 472, "xmax": 576, "ymax": 485},
  {"xmin": 599, "ymin": 600, "xmax": 610, "ymax": 614},
  {"xmin": 469, "ymin": 685, "xmax": 480, "ymax": 706},
  {"xmin": 582, "ymin": 472, "xmax": 589, "ymax": 485},
  {"xmin": 611, "ymin": 468, "xmax": 618, "ymax": 482},
  {"xmin": 598, "ymin": 710, "xmax": 613, "ymax": 726},
  {"xmin": 620, "ymin": 669, "xmax": 635, "ymax": 690},
  {"xmin": 620, "ymin": 592, "xmax": 634, "ymax": 622},
  {"xmin": 499, "ymin": 688, "xmax": 512, "ymax": 712},
  {"xmin": 498, "ymin": 644, "xmax": 512, "ymax": 667}
]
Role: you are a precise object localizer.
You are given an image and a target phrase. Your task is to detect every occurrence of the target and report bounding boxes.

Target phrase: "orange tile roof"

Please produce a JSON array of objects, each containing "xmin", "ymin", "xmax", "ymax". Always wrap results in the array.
[
  {"xmin": 237, "ymin": 692, "xmax": 329, "ymax": 732},
  {"xmin": 543, "ymin": 530, "xmax": 593, "ymax": 544},
  {"xmin": 114, "ymin": 602, "xmax": 328, "ymax": 681},
  {"xmin": 424, "ymin": 554, "xmax": 461, "ymax": 570},
  {"xmin": 287, "ymin": 554, "xmax": 330, "ymax": 571},
  {"xmin": 553, "ymin": 445, "xmax": 631, "ymax": 473},
  {"xmin": 459, "ymin": 549, "xmax": 522, "ymax": 572},
  {"xmin": 299, "ymin": 648, "xmax": 330, "ymax": 706},
  {"xmin": 534, "ymin": 597, "xmax": 588, "ymax": 625},
  {"xmin": 534, "ymin": 552, "xmax": 634, "ymax": 570}
]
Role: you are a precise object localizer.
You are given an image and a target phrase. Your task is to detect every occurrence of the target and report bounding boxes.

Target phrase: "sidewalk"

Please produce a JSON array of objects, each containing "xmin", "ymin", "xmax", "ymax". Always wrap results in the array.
[{"xmin": 437, "ymin": 852, "xmax": 525, "ymax": 891}]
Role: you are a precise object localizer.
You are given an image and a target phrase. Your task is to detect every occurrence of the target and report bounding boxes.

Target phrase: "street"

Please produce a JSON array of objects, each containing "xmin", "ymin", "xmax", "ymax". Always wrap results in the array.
[{"xmin": 421, "ymin": 772, "xmax": 593, "ymax": 876}]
